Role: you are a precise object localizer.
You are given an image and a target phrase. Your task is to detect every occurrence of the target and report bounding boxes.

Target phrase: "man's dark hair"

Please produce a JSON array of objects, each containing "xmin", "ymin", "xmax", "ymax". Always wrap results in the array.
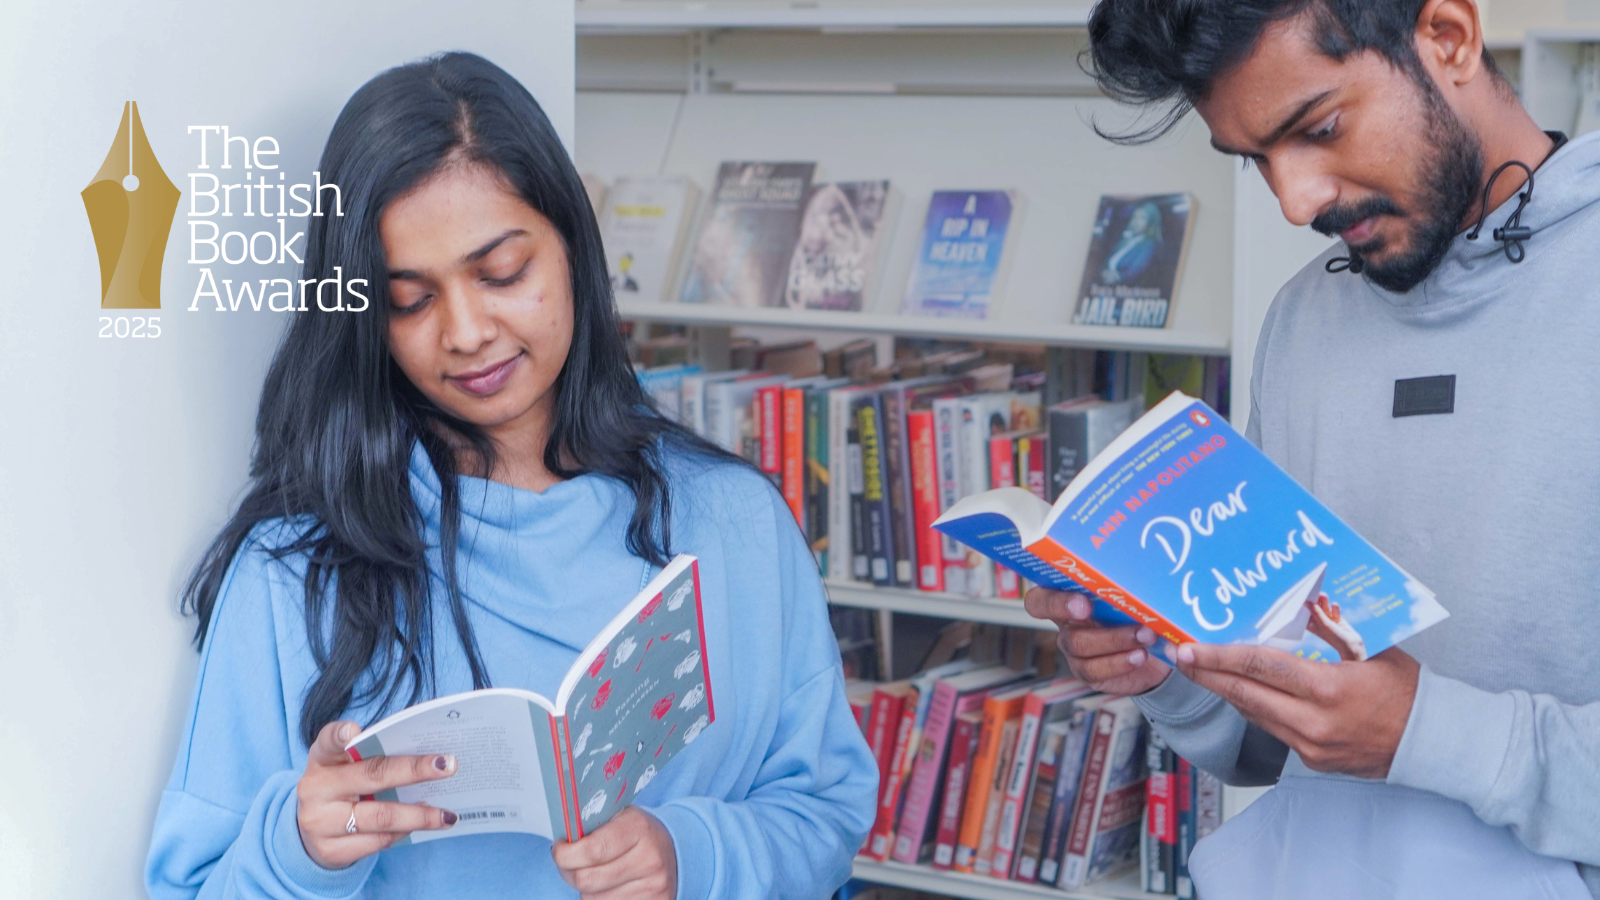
[{"xmin": 1086, "ymin": 0, "xmax": 1504, "ymax": 143}]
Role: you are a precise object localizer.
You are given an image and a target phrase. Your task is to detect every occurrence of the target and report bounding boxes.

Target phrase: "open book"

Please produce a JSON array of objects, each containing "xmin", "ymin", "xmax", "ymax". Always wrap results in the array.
[
  {"xmin": 344, "ymin": 555, "xmax": 713, "ymax": 843},
  {"xmin": 933, "ymin": 393, "xmax": 1447, "ymax": 661}
]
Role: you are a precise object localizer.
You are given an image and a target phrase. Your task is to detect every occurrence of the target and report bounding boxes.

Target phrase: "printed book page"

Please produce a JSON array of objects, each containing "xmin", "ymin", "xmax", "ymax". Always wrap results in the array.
[{"xmin": 348, "ymin": 689, "xmax": 557, "ymax": 842}]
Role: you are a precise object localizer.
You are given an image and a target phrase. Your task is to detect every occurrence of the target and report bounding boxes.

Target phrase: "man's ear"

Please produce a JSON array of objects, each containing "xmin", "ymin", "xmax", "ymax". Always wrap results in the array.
[{"xmin": 1415, "ymin": 0, "xmax": 1486, "ymax": 87}]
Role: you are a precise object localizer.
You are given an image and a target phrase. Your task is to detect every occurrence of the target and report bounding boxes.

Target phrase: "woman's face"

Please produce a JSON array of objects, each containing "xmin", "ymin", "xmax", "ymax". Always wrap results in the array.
[{"xmin": 380, "ymin": 163, "xmax": 574, "ymax": 447}]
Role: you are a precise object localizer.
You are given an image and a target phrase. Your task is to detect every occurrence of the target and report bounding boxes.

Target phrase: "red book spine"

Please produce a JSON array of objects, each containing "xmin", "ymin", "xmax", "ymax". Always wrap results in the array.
[
  {"xmin": 1148, "ymin": 763, "xmax": 1175, "ymax": 847},
  {"xmin": 1064, "ymin": 717, "xmax": 1112, "ymax": 861},
  {"xmin": 759, "ymin": 385, "xmax": 782, "ymax": 478},
  {"xmin": 1022, "ymin": 436, "xmax": 1048, "ymax": 501},
  {"xmin": 867, "ymin": 699, "xmax": 918, "ymax": 860},
  {"xmin": 781, "ymin": 387, "xmax": 805, "ymax": 527},
  {"xmin": 932, "ymin": 713, "xmax": 981, "ymax": 869},
  {"xmin": 990, "ymin": 435, "xmax": 1021, "ymax": 599},
  {"xmin": 907, "ymin": 409, "xmax": 945, "ymax": 592}
]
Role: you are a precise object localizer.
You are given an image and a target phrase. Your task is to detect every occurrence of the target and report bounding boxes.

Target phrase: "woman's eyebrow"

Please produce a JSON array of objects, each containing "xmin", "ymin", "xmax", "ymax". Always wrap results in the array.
[{"xmin": 388, "ymin": 228, "xmax": 530, "ymax": 280}]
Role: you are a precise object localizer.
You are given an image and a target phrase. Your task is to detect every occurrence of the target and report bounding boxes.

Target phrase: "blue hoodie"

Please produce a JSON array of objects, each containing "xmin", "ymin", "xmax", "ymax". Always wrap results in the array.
[{"xmin": 146, "ymin": 441, "xmax": 878, "ymax": 899}]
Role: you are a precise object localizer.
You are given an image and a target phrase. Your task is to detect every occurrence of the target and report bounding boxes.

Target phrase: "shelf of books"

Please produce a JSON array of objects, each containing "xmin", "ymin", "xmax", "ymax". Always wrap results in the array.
[{"xmin": 850, "ymin": 859, "xmax": 1150, "ymax": 900}]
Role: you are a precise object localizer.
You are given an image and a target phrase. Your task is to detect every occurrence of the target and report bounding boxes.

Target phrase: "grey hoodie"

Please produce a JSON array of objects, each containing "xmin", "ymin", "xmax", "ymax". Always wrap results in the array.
[{"xmin": 1134, "ymin": 129, "xmax": 1600, "ymax": 896}]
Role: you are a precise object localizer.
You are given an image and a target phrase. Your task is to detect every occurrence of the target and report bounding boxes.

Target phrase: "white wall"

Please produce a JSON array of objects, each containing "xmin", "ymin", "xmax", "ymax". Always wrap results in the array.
[{"xmin": 0, "ymin": 3, "xmax": 572, "ymax": 897}]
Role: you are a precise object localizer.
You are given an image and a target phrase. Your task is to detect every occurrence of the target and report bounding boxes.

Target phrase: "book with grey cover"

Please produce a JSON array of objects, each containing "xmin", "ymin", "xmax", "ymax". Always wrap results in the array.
[
  {"xmin": 344, "ymin": 555, "xmax": 713, "ymax": 844},
  {"xmin": 680, "ymin": 162, "xmax": 816, "ymax": 307}
]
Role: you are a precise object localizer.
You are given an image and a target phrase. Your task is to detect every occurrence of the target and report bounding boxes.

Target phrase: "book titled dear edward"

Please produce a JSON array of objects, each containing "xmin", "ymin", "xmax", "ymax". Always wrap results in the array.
[{"xmin": 933, "ymin": 393, "xmax": 1447, "ymax": 661}]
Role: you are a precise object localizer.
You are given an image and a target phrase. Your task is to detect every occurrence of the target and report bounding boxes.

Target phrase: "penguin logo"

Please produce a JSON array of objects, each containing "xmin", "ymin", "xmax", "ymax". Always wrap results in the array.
[{"xmin": 82, "ymin": 101, "xmax": 180, "ymax": 309}]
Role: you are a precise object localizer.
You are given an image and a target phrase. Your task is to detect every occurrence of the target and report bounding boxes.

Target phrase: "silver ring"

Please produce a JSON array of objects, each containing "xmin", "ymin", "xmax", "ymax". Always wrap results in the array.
[{"xmin": 345, "ymin": 802, "xmax": 359, "ymax": 835}]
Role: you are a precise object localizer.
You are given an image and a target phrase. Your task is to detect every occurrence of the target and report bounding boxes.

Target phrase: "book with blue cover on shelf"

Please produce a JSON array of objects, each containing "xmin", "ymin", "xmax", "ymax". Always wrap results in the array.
[
  {"xmin": 932, "ymin": 391, "xmax": 1448, "ymax": 661},
  {"xmin": 901, "ymin": 190, "xmax": 1021, "ymax": 320}
]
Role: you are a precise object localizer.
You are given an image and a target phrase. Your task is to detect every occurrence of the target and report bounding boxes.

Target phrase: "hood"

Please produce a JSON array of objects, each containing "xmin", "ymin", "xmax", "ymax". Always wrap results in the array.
[{"xmin": 1362, "ymin": 129, "xmax": 1600, "ymax": 309}]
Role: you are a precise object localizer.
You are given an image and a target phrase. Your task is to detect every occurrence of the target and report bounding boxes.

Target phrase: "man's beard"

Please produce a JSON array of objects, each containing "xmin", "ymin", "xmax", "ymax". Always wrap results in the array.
[{"xmin": 1311, "ymin": 77, "xmax": 1485, "ymax": 294}]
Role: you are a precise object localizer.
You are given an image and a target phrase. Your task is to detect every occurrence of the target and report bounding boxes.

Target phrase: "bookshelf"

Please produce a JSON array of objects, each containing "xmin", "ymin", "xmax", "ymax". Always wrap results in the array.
[{"xmin": 573, "ymin": 9, "xmax": 1587, "ymax": 898}]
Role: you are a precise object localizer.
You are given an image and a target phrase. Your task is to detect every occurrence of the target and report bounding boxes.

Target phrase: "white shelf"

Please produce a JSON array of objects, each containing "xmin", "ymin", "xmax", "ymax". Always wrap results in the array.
[
  {"xmin": 618, "ymin": 299, "xmax": 1230, "ymax": 354},
  {"xmin": 824, "ymin": 580, "xmax": 1054, "ymax": 631},
  {"xmin": 577, "ymin": 5, "xmax": 1094, "ymax": 33},
  {"xmin": 852, "ymin": 858, "xmax": 1156, "ymax": 900}
]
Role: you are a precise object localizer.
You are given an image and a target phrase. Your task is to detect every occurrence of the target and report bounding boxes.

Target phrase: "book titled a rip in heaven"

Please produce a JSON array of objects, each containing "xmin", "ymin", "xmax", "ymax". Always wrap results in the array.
[
  {"xmin": 933, "ymin": 393, "xmax": 1448, "ymax": 661},
  {"xmin": 344, "ymin": 555, "xmax": 714, "ymax": 843}
]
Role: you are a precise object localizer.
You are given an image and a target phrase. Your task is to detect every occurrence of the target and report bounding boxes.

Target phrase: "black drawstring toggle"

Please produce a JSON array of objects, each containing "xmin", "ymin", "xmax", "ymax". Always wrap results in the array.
[
  {"xmin": 1467, "ymin": 160, "xmax": 1536, "ymax": 264},
  {"xmin": 1326, "ymin": 254, "xmax": 1364, "ymax": 274}
]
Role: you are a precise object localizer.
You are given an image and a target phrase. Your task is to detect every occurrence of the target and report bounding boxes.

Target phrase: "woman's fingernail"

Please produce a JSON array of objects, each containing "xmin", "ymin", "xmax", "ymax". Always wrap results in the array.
[
  {"xmin": 1136, "ymin": 627, "xmax": 1156, "ymax": 646},
  {"xmin": 337, "ymin": 722, "xmax": 354, "ymax": 742},
  {"xmin": 1128, "ymin": 649, "xmax": 1146, "ymax": 666},
  {"xmin": 1067, "ymin": 597, "xmax": 1090, "ymax": 619},
  {"xmin": 442, "ymin": 810, "xmax": 458, "ymax": 827},
  {"xmin": 1177, "ymin": 644, "xmax": 1195, "ymax": 665},
  {"xmin": 434, "ymin": 755, "xmax": 454, "ymax": 772}
]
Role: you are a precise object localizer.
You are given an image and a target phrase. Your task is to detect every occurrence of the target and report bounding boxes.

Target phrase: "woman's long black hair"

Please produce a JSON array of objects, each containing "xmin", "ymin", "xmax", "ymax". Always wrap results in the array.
[{"xmin": 182, "ymin": 51, "xmax": 732, "ymax": 746}]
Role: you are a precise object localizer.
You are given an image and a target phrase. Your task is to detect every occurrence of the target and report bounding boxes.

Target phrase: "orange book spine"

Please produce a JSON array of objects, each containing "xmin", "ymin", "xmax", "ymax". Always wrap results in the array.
[
  {"xmin": 781, "ymin": 387, "xmax": 805, "ymax": 526},
  {"xmin": 1024, "ymin": 536, "xmax": 1197, "ymax": 645},
  {"xmin": 954, "ymin": 692, "xmax": 1026, "ymax": 872}
]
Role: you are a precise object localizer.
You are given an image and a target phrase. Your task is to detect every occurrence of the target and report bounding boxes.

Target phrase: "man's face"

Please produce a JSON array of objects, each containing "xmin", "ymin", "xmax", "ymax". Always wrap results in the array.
[{"xmin": 1194, "ymin": 15, "xmax": 1484, "ymax": 293}]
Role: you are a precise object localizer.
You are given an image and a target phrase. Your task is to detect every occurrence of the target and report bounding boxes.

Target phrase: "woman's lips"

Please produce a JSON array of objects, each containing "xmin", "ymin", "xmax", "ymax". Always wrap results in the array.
[{"xmin": 449, "ymin": 352, "xmax": 523, "ymax": 397}]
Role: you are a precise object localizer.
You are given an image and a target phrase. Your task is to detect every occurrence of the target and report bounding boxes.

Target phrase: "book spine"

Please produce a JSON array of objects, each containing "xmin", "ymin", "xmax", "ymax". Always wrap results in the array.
[
  {"xmin": 805, "ymin": 390, "xmax": 830, "ymax": 572},
  {"xmin": 781, "ymin": 387, "xmax": 805, "ymax": 528},
  {"xmin": 891, "ymin": 681, "xmax": 959, "ymax": 864},
  {"xmin": 880, "ymin": 389, "xmax": 917, "ymax": 587},
  {"xmin": 862, "ymin": 689, "xmax": 905, "ymax": 851},
  {"xmin": 907, "ymin": 409, "xmax": 945, "ymax": 592},
  {"xmin": 932, "ymin": 399, "xmax": 968, "ymax": 594},
  {"xmin": 953, "ymin": 707, "xmax": 1002, "ymax": 873},
  {"xmin": 1013, "ymin": 729, "xmax": 1062, "ymax": 882},
  {"xmin": 989, "ymin": 435, "xmax": 1021, "ymax": 600},
  {"xmin": 1060, "ymin": 711, "xmax": 1115, "ymax": 889},
  {"xmin": 932, "ymin": 713, "xmax": 981, "ymax": 869},
  {"xmin": 958, "ymin": 402, "xmax": 995, "ymax": 597},
  {"xmin": 759, "ymin": 385, "xmax": 782, "ymax": 485},
  {"xmin": 827, "ymin": 390, "xmax": 854, "ymax": 581},
  {"xmin": 704, "ymin": 385, "xmax": 729, "ymax": 452},
  {"xmin": 1037, "ymin": 710, "xmax": 1093, "ymax": 886},
  {"xmin": 857, "ymin": 399, "xmax": 894, "ymax": 587},
  {"xmin": 1020, "ymin": 434, "xmax": 1047, "ymax": 501},
  {"xmin": 973, "ymin": 719, "xmax": 1019, "ymax": 875},
  {"xmin": 1176, "ymin": 757, "xmax": 1196, "ymax": 899},
  {"xmin": 990, "ymin": 697, "xmax": 1044, "ymax": 877},
  {"xmin": 1025, "ymin": 536, "xmax": 1197, "ymax": 645},
  {"xmin": 1145, "ymin": 738, "xmax": 1175, "ymax": 894},
  {"xmin": 846, "ymin": 425, "xmax": 869, "ymax": 581},
  {"xmin": 867, "ymin": 695, "xmax": 918, "ymax": 859}
]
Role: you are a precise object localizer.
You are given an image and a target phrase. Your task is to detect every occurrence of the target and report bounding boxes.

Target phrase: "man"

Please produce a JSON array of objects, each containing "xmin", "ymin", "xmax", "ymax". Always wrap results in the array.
[{"xmin": 1024, "ymin": 1, "xmax": 1600, "ymax": 897}]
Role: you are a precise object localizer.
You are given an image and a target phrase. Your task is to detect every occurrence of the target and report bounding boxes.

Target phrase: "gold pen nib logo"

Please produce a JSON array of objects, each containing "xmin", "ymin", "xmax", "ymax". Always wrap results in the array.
[{"xmin": 83, "ymin": 101, "xmax": 180, "ymax": 309}]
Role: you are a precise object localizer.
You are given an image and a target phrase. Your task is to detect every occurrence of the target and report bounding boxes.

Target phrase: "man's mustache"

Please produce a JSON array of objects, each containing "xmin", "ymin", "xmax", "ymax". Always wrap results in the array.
[{"xmin": 1312, "ymin": 196, "xmax": 1406, "ymax": 238}]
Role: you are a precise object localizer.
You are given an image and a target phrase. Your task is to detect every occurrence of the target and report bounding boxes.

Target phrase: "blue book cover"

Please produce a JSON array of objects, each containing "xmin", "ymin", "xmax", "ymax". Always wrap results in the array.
[
  {"xmin": 901, "ymin": 190, "xmax": 1019, "ymax": 319},
  {"xmin": 934, "ymin": 392, "xmax": 1448, "ymax": 661}
]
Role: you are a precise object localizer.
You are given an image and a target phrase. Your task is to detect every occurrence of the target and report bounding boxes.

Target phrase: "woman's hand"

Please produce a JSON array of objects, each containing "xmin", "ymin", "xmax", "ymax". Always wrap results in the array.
[
  {"xmin": 552, "ymin": 807, "xmax": 678, "ymax": 900},
  {"xmin": 1025, "ymin": 587, "xmax": 1172, "ymax": 696},
  {"xmin": 296, "ymin": 720, "xmax": 460, "ymax": 869}
]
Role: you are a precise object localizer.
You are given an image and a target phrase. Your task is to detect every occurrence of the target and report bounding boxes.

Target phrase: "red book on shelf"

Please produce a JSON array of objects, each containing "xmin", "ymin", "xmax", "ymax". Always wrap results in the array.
[
  {"xmin": 1017, "ymin": 432, "xmax": 1048, "ymax": 501},
  {"xmin": 988, "ymin": 433, "xmax": 1021, "ymax": 599},
  {"xmin": 907, "ymin": 408, "xmax": 945, "ymax": 592},
  {"xmin": 931, "ymin": 710, "xmax": 983, "ymax": 869},
  {"xmin": 866, "ymin": 693, "xmax": 919, "ymax": 860},
  {"xmin": 781, "ymin": 386, "xmax": 806, "ymax": 527},
  {"xmin": 758, "ymin": 384, "xmax": 783, "ymax": 482}
]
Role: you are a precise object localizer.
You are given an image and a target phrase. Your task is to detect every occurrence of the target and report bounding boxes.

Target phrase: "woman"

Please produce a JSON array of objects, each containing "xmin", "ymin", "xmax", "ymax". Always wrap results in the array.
[{"xmin": 145, "ymin": 52, "xmax": 877, "ymax": 899}]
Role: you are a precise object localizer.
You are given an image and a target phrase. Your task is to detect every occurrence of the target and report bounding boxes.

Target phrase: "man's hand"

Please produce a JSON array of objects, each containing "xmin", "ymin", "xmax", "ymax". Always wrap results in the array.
[
  {"xmin": 1174, "ymin": 643, "xmax": 1420, "ymax": 778},
  {"xmin": 552, "ymin": 807, "xmax": 677, "ymax": 900},
  {"xmin": 1025, "ymin": 587, "xmax": 1171, "ymax": 696}
]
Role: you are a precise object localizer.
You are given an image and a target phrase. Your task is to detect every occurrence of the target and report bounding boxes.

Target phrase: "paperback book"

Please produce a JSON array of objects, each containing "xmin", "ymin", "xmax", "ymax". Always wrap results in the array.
[
  {"xmin": 902, "ymin": 190, "xmax": 1021, "ymax": 320},
  {"xmin": 933, "ymin": 392, "xmax": 1449, "ymax": 661},
  {"xmin": 1073, "ymin": 194, "xmax": 1197, "ymax": 330},
  {"xmin": 681, "ymin": 161, "xmax": 816, "ymax": 307},
  {"xmin": 343, "ymin": 555, "xmax": 713, "ymax": 843},
  {"xmin": 600, "ymin": 175, "xmax": 701, "ymax": 304},
  {"xmin": 785, "ymin": 180, "xmax": 898, "ymax": 311}
]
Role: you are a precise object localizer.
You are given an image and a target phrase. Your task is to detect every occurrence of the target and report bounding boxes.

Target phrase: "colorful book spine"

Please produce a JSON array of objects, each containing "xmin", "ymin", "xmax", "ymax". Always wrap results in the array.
[
  {"xmin": 758, "ymin": 384, "xmax": 783, "ymax": 486},
  {"xmin": 1014, "ymin": 721, "xmax": 1069, "ymax": 882},
  {"xmin": 973, "ymin": 718, "xmax": 1021, "ymax": 875},
  {"xmin": 932, "ymin": 397, "xmax": 968, "ymax": 594},
  {"xmin": 880, "ymin": 387, "xmax": 918, "ymax": 587},
  {"xmin": 846, "ymin": 424, "xmax": 869, "ymax": 581},
  {"xmin": 1060, "ymin": 708, "xmax": 1115, "ymax": 888},
  {"xmin": 1176, "ymin": 757, "xmax": 1196, "ymax": 899},
  {"xmin": 907, "ymin": 409, "xmax": 945, "ymax": 592},
  {"xmin": 990, "ymin": 687, "xmax": 1058, "ymax": 878},
  {"xmin": 854, "ymin": 396, "xmax": 894, "ymax": 586},
  {"xmin": 931, "ymin": 710, "xmax": 982, "ymax": 868},
  {"xmin": 953, "ymin": 702, "xmax": 1006, "ymax": 873},
  {"xmin": 867, "ymin": 693, "xmax": 918, "ymax": 860},
  {"xmin": 1145, "ymin": 733, "xmax": 1176, "ymax": 894},
  {"xmin": 989, "ymin": 434, "xmax": 1021, "ymax": 599},
  {"xmin": 781, "ymin": 386, "xmax": 806, "ymax": 527},
  {"xmin": 1037, "ymin": 702, "xmax": 1099, "ymax": 885},
  {"xmin": 804, "ymin": 389, "xmax": 830, "ymax": 570}
]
